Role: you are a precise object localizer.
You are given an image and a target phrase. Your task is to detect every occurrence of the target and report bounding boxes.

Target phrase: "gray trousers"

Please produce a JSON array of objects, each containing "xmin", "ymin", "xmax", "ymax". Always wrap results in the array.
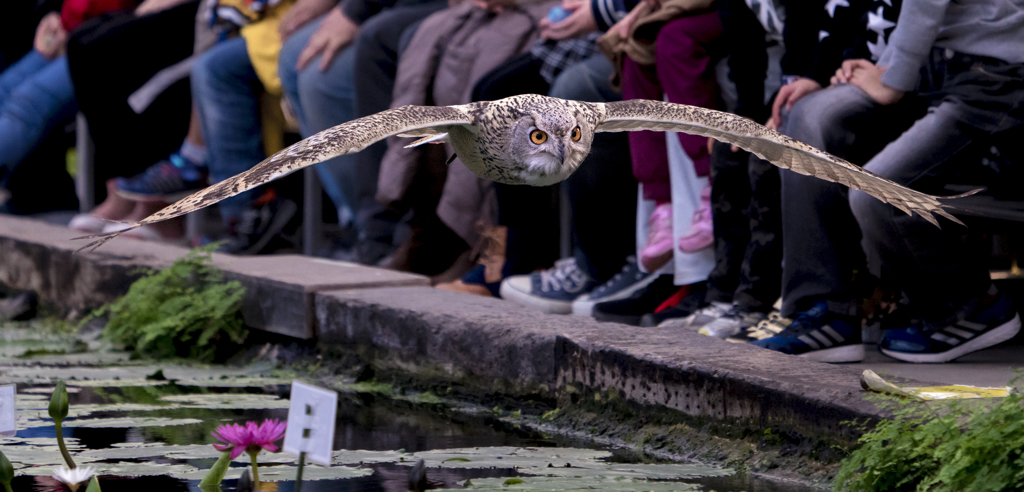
[{"xmin": 781, "ymin": 49, "xmax": 1024, "ymax": 327}]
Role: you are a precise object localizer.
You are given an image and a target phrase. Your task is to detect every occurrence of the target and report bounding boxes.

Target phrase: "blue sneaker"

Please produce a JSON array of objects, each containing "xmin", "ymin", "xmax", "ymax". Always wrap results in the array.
[
  {"xmin": 115, "ymin": 153, "xmax": 208, "ymax": 202},
  {"xmin": 879, "ymin": 291, "xmax": 1021, "ymax": 363},
  {"xmin": 751, "ymin": 302, "xmax": 864, "ymax": 363},
  {"xmin": 500, "ymin": 258, "xmax": 599, "ymax": 314}
]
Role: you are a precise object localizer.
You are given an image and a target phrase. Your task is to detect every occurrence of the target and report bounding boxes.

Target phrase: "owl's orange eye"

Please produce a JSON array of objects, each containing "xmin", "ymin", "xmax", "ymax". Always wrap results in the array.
[
  {"xmin": 570, "ymin": 126, "xmax": 581, "ymax": 141},
  {"xmin": 530, "ymin": 130, "xmax": 548, "ymax": 145}
]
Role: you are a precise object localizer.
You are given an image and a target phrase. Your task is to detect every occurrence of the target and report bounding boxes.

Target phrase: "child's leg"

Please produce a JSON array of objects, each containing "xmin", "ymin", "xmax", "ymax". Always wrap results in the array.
[
  {"xmin": 655, "ymin": 11, "xmax": 723, "ymax": 178},
  {"xmin": 622, "ymin": 58, "xmax": 671, "ymax": 203}
]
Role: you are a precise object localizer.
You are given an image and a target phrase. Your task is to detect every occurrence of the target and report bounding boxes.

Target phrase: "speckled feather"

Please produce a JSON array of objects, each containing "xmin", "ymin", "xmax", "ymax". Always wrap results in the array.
[
  {"xmin": 595, "ymin": 99, "xmax": 976, "ymax": 227},
  {"xmin": 76, "ymin": 95, "xmax": 972, "ymax": 253}
]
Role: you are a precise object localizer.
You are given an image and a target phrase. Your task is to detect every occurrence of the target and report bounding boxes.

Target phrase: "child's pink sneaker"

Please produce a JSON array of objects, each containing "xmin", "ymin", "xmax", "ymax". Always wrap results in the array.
[
  {"xmin": 640, "ymin": 202, "xmax": 674, "ymax": 272},
  {"xmin": 678, "ymin": 185, "xmax": 713, "ymax": 253}
]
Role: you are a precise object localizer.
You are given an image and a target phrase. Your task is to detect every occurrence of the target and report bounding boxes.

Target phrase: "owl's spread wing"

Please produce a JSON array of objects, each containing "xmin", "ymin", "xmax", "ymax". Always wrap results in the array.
[
  {"xmin": 76, "ymin": 104, "xmax": 476, "ymax": 253},
  {"xmin": 595, "ymin": 99, "xmax": 975, "ymax": 227}
]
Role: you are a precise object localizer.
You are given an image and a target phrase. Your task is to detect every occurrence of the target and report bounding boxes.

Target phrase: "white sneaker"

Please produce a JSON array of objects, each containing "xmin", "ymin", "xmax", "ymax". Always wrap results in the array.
[
  {"xmin": 699, "ymin": 306, "xmax": 767, "ymax": 339},
  {"xmin": 659, "ymin": 301, "xmax": 730, "ymax": 329}
]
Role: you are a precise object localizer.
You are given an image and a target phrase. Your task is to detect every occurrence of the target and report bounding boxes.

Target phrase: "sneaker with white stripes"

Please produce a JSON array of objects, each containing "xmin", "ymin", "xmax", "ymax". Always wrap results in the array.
[
  {"xmin": 879, "ymin": 291, "xmax": 1021, "ymax": 363},
  {"xmin": 750, "ymin": 302, "xmax": 864, "ymax": 363}
]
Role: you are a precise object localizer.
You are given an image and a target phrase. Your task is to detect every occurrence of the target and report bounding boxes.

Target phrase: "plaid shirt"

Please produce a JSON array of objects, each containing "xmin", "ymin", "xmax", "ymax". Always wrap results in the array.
[{"xmin": 530, "ymin": 33, "xmax": 602, "ymax": 84}]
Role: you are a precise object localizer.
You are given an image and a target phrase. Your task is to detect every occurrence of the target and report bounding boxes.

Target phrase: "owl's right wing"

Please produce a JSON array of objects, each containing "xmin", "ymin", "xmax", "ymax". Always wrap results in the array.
[
  {"xmin": 595, "ymin": 99, "xmax": 976, "ymax": 227},
  {"xmin": 75, "ymin": 104, "xmax": 477, "ymax": 253}
]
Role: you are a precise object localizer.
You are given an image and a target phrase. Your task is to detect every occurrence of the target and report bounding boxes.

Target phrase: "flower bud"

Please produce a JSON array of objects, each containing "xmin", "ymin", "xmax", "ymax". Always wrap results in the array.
[
  {"xmin": 0, "ymin": 449, "xmax": 14, "ymax": 484},
  {"xmin": 49, "ymin": 380, "xmax": 69, "ymax": 421}
]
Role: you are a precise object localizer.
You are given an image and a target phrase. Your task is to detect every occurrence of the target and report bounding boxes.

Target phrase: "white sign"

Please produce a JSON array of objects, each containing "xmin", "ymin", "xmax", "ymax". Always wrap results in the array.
[
  {"xmin": 283, "ymin": 381, "xmax": 337, "ymax": 467},
  {"xmin": 0, "ymin": 384, "xmax": 15, "ymax": 437}
]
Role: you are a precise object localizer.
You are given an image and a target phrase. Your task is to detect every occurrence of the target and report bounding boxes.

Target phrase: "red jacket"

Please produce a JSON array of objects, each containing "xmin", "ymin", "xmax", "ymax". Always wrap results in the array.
[{"xmin": 60, "ymin": 0, "xmax": 141, "ymax": 31}]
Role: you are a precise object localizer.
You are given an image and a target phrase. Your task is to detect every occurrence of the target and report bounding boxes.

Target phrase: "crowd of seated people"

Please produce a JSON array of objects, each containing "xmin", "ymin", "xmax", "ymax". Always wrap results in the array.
[{"xmin": 0, "ymin": 0, "xmax": 1021, "ymax": 365}]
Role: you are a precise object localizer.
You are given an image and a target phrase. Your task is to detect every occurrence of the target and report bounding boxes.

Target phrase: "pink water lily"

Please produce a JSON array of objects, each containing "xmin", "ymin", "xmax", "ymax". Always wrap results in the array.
[{"xmin": 211, "ymin": 419, "xmax": 287, "ymax": 459}]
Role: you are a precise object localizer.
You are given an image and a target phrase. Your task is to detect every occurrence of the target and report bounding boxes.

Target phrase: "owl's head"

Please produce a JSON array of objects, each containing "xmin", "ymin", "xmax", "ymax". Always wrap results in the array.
[{"xmin": 506, "ymin": 107, "xmax": 594, "ymax": 185}]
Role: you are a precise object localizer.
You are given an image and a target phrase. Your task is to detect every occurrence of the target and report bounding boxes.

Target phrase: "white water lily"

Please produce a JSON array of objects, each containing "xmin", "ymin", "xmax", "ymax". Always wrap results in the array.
[{"xmin": 51, "ymin": 466, "xmax": 95, "ymax": 491}]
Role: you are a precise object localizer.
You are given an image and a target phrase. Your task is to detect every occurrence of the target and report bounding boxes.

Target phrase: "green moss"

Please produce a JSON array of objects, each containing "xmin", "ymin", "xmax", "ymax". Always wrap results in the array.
[{"xmin": 89, "ymin": 245, "xmax": 247, "ymax": 362}]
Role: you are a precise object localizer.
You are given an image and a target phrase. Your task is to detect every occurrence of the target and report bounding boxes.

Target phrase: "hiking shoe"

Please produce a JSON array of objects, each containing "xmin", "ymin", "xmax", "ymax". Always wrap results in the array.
[
  {"xmin": 500, "ymin": 258, "xmax": 598, "ymax": 314},
  {"xmin": 639, "ymin": 282, "xmax": 707, "ymax": 327},
  {"xmin": 659, "ymin": 301, "xmax": 730, "ymax": 329},
  {"xmin": 572, "ymin": 256, "xmax": 659, "ymax": 316},
  {"xmin": 699, "ymin": 305, "xmax": 767, "ymax": 339},
  {"xmin": 115, "ymin": 153, "xmax": 208, "ymax": 202},
  {"xmin": 879, "ymin": 292, "xmax": 1021, "ymax": 363},
  {"xmin": 591, "ymin": 275, "xmax": 681, "ymax": 325},
  {"xmin": 751, "ymin": 302, "xmax": 864, "ymax": 363}
]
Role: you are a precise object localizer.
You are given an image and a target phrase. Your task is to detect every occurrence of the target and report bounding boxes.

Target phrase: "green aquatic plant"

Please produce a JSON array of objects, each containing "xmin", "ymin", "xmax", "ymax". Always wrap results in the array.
[
  {"xmin": 0, "ymin": 449, "xmax": 14, "ymax": 492},
  {"xmin": 92, "ymin": 245, "xmax": 248, "ymax": 362},
  {"xmin": 835, "ymin": 380, "xmax": 1024, "ymax": 491},
  {"xmin": 48, "ymin": 381, "xmax": 75, "ymax": 469}
]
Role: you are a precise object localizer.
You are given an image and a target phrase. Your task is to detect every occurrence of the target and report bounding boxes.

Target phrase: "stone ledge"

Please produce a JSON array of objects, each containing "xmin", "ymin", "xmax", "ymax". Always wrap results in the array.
[
  {"xmin": 0, "ymin": 215, "xmax": 427, "ymax": 338},
  {"xmin": 315, "ymin": 286, "xmax": 887, "ymax": 439}
]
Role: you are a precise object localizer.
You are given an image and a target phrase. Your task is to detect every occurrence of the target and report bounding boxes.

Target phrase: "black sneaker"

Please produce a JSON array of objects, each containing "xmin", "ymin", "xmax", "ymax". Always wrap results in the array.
[
  {"xmin": 499, "ymin": 258, "xmax": 598, "ymax": 314},
  {"xmin": 571, "ymin": 256, "xmax": 660, "ymax": 317},
  {"xmin": 218, "ymin": 196, "xmax": 299, "ymax": 255},
  {"xmin": 592, "ymin": 275, "xmax": 683, "ymax": 325},
  {"xmin": 638, "ymin": 282, "xmax": 707, "ymax": 327},
  {"xmin": 115, "ymin": 153, "xmax": 208, "ymax": 202},
  {"xmin": 750, "ymin": 302, "xmax": 864, "ymax": 363}
]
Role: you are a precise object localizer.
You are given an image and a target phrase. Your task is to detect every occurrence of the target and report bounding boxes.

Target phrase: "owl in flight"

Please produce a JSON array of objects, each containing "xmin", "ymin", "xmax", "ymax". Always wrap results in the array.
[{"xmin": 76, "ymin": 94, "xmax": 972, "ymax": 252}]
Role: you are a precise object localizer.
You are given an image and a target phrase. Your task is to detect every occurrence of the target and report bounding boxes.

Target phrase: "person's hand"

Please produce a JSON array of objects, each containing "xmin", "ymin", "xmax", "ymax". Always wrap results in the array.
[
  {"xmin": 33, "ymin": 12, "xmax": 67, "ymax": 60},
  {"xmin": 540, "ymin": 0, "xmax": 597, "ymax": 40},
  {"xmin": 769, "ymin": 77, "xmax": 820, "ymax": 129},
  {"xmin": 472, "ymin": 0, "xmax": 516, "ymax": 13},
  {"xmin": 279, "ymin": 0, "xmax": 338, "ymax": 41},
  {"xmin": 845, "ymin": 60, "xmax": 904, "ymax": 105},
  {"xmin": 135, "ymin": 0, "xmax": 190, "ymax": 16},
  {"xmin": 295, "ymin": 8, "xmax": 358, "ymax": 72},
  {"xmin": 606, "ymin": 2, "xmax": 642, "ymax": 39}
]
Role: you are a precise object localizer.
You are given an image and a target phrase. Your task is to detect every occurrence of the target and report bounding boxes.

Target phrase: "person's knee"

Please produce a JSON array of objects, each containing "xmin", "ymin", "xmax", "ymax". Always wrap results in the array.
[{"xmin": 278, "ymin": 35, "xmax": 305, "ymax": 91}]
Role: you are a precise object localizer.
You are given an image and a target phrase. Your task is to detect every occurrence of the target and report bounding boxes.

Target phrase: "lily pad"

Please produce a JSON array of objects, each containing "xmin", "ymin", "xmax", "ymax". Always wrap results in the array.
[
  {"xmin": 159, "ymin": 393, "xmax": 290, "ymax": 409},
  {"xmin": 63, "ymin": 417, "xmax": 203, "ymax": 428},
  {"xmin": 173, "ymin": 378, "xmax": 294, "ymax": 388},
  {"xmin": 65, "ymin": 380, "xmax": 170, "ymax": 388},
  {"xmin": 332, "ymin": 449, "xmax": 412, "ymax": 465},
  {"xmin": 415, "ymin": 447, "xmax": 612, "ymax": 469},
  {"xmin": 450, "ymin": 476, "xmax": 701, "ymax": 491}
]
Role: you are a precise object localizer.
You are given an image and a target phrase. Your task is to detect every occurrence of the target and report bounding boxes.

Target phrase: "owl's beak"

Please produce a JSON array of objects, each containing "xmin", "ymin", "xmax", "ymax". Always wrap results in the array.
[{"xmin": 553, "ymin": 141, "xmax": 566, "ymax": 163}]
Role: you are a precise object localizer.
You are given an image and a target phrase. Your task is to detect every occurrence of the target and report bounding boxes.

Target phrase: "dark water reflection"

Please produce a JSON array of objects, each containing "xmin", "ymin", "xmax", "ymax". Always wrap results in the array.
[{"xmin": 14, "ymin": 383, "xmax": 819, "ymax": 492}]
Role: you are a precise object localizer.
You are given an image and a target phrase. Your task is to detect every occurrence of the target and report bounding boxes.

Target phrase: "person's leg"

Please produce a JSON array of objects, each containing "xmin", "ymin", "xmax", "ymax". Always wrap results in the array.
[
  {"xmin": 279, "ymin": 16, "xmax": 322, "ymax": 138},
  {"xmin": 0, "ymin": 55, "xmax": 77, "ymax": 181},
  {"xmin": 703, "ymin": 143, "xmax": 750, "ymax": 306},
  {"xmin": 654, "ymin": 12, "xmax": 721, "ymax": 178},
  {"xmin": 0, "ymin": 50, "xmax": 50, "ymax": 108},
  {"xmin": 621, "ymin": 58, "xmax": 669, "ymax": 203},
  {"xmin": 550, "ymin": 54, "xmax": 636, "ymax": 283},
  {"xmin": 190, "ymin": 36, "xmax": 263, "ymax": 222},
  {"xmin": 850, "ymin": 100, "xmax": 998, "ymax": 327},
  {"xmin": 779, "ymin": 83, "xmax": 908, "ymax": 318}
]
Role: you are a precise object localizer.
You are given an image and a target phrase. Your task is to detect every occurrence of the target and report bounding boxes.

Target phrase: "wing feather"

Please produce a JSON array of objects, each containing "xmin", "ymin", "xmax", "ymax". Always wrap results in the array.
[
  {"xmin": 76, "ymin": 104, "xmax": 476, "ymax": 253},
  {"xmin": 596, "ymin": 100, "xmax": 977, "ymax": 227}
]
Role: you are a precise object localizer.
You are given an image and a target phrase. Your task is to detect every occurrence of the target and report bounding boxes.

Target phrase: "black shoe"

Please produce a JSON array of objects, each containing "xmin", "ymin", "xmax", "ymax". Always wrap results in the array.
[
  {"xmin": 639, "ymin": 282, "xmax": 706, "ymax": 327},
  {"xmin": 219, "ymin": 196, "xmax": 299, "ymax": 255},
  {"xmin": 592, "ymin": 275, "xmax": 682, "ymax": 325}
]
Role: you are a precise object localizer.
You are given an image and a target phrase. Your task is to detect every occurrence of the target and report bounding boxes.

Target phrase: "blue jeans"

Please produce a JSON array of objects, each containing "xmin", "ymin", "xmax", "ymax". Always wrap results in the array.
[
  {"xmin": 781, "ymin": 50, "xmax": 1024, "ymax": 327},
  {"xmin": 191, "ymin": 37, "xmax": 263, "ymax": 221},
  {"xmin": 278, "ymin": 16, "xmax": 359, "ymax": 222},
  {"xmin": 0, "ymin": 51, "xmax": 77, "ymax": 183}
]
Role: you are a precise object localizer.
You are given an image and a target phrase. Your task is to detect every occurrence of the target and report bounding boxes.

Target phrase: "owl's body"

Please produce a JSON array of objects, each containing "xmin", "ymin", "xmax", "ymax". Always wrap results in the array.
[{"xmin": 76, "ymin": 95, "xmax": 975, "ymax": 252}]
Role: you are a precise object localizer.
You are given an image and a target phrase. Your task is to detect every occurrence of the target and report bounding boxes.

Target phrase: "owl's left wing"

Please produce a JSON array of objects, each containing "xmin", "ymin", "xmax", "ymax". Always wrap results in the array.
[
  {"xmin": 75, "ymin": 104, "xmax": 477, "ymax": 253},
  {"xmin": 595, "ymin": 99, "xmax": 975, "ymax": 227}
]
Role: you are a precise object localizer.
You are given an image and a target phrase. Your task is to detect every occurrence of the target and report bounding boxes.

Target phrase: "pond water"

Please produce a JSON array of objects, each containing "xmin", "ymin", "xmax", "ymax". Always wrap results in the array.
[
  {"xmin": 0, "ymin": 319, "xmax": 819, "ymax": 492},
  {"xmin": 1, "ymin": 377, "xmax": 820, "ymax": 492}
]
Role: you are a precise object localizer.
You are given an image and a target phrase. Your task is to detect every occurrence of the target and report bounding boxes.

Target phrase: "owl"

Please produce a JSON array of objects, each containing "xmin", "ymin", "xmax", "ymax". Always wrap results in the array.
[{"xmin": 75, "ymin": 94, "xmax": 973, "ymax": 252}]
